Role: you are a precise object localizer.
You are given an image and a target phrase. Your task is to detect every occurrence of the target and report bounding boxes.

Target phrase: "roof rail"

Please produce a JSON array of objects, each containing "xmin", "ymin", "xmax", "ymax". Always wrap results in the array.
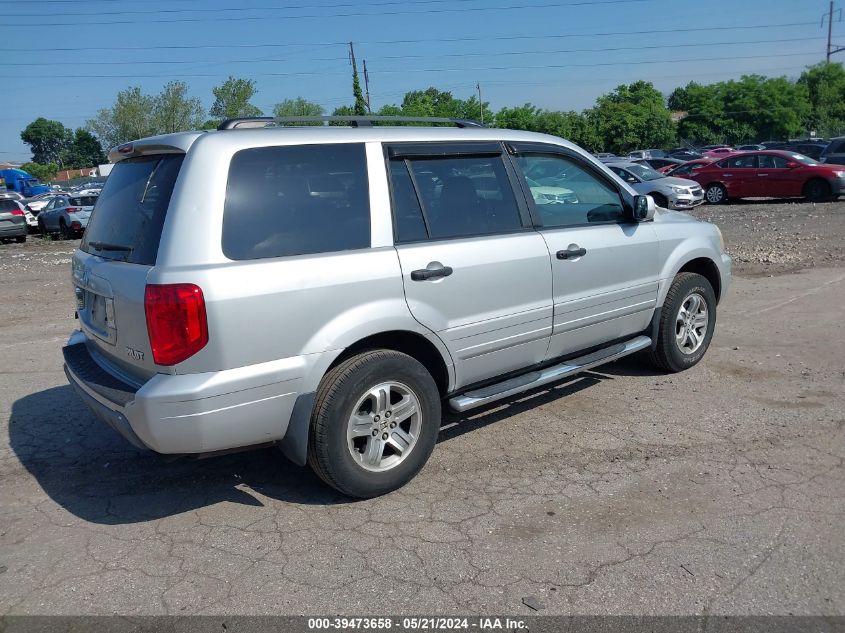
[{"xmin": 217, "ymin": 115, "xmax": 485, "ymax": 130}]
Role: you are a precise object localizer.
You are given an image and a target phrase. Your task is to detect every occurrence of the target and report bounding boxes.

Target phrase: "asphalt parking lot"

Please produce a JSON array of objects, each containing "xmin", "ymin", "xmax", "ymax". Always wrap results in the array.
[{"xmin": 1, "ymin": 200, "xmax": 843, "ymax": 616}]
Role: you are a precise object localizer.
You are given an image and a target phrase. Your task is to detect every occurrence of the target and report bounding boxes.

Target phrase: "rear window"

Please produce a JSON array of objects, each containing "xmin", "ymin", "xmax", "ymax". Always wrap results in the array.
[
  {"xmin": 80, "ymin": 155, "xmax": 184, "ymax": 265},
  {"xmin": 70, "ymin": 196, "xmax": 98, "ymax": 207},
  {"xmin": 222, "ymin": 143, "xmax": 370, "ymax": 260},
  {"xmin": 0, "ymin": 199, "xmax": 18, "ymax": 211}
]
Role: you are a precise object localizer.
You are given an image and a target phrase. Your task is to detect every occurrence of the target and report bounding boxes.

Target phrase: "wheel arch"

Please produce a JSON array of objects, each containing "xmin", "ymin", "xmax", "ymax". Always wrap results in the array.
[
  {"xmin": 658, "ymin": 241, "xmax": 726, "ymax": 309},
  {"xmin": 677, "ymin": 257, "xmax": 722, "ymax": 302}
]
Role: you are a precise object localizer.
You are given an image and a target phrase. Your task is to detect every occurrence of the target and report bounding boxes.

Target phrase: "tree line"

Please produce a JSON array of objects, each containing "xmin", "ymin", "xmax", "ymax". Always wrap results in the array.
[{"xmin": 18, "ymin": 62, "xmax": 845, "ymax": 181}]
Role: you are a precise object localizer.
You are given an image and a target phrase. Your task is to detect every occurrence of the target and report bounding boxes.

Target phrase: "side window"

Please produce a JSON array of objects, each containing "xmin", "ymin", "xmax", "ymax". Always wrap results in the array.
[
  {"xmin": 222, "ymin": 143, "xmax": 370, "ymax": 260},
  {"xmin": 722, "ymin": 155, "xmax": 758, "ymax": 169},
  {"xmin": 759, "ymin": 155, "xmax": 788, "ymax": 169},
  {"xmin": 610, "ymin": 166, "xmax": 638, "ymax": 184},
  {"xmin": 391, "ymin": 155, "xmax": 523, "ymax": 241},
  {"xmin": 516, "ymin": 154, "xmax": 626, "ymax": 227}
]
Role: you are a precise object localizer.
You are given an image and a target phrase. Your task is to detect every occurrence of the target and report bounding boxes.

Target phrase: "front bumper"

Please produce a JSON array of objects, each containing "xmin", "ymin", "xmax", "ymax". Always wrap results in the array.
[
  {"xmin": 832, "ymin": 176, "xmax": 845, "ymax": 195},
  {"xmin": 668, "ymin": 190, "xmax": 705, "ymax": 210},
  {"xmin": 63, "ymin": 331, "xmax": 307, "ymax": 454}
]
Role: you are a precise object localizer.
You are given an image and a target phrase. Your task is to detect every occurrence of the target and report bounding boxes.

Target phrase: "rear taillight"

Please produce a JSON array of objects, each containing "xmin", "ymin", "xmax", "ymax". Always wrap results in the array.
[
  {"xmin": 9, "ymin": 209, "xmax": 24, "ymax": 216},
  {"xmin": 144, "ymin": 284, "xmax": 208, "ymax": 366},
  {"xmin": 66, "ymin": 207, "xmax": 80, "ymax": 214}
]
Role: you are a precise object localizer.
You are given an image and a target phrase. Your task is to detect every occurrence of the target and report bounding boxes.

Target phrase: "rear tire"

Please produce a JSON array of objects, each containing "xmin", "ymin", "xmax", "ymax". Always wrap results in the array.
[
  {"xmin": 307, "ymin": 349, "xmax": 441, "ymax": 498},
  {"xmin": 648, "ymin": 272, "xmax": 716, "ymax": 373},
  {"xmin": 803, "ymin": 178, "xmax": 831, "ymax": 202},
  {"xmin": 704, "ymin": 183, "xmax": 728, "ymax": 205},
  {"xmin": 15, "ymin": 235, "xmax": 26, "ymax": 243},
  {"xmin": 59, "ymin": 219, "xmax": 72, "ymax": 240}
]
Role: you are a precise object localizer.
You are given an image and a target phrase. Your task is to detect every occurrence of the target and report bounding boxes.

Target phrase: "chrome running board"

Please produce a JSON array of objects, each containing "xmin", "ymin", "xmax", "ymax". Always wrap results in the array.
[{"xmin": 448, "ymin": 335, "xmax": 652, "ymax": 413}]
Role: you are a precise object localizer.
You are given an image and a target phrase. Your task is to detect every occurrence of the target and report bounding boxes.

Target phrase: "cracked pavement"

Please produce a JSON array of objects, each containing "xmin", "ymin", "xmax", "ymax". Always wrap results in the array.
[{"xmin": 1, "ymin": 212, "xmax": 844, "ymax": 616}]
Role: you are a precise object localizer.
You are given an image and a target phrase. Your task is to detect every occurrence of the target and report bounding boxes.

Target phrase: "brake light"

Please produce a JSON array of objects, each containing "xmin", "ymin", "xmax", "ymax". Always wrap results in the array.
[
  {"xmin": 9, "ymin": 209, "xmax": 24, "ymax": 216},
  {"xmin": 66, "ymin": 207, "xmax": 80, "ymax": 214},
  {"xmin": 144, "ymin": 284, "xmax": 208, "ymax": 366}
]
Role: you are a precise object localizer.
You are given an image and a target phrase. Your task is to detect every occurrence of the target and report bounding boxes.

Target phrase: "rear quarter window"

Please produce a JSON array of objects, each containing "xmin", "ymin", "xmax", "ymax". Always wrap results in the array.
[{"xmin": 222, "ymin": 143, "xmax": 370, "ymax": 260}]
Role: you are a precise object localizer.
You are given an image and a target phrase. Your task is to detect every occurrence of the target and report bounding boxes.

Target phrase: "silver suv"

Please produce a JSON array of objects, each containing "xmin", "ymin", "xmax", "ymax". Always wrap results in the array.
[{"xmin": 63, "ymin": 116, "xmax": 731, "ymax": 498}]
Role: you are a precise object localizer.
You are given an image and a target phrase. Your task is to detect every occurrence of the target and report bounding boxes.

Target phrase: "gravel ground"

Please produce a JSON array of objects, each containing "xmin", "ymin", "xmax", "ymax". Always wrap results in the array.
[{"xmin": 0, "ymin": 202, "xmax": 843, "ymax": 617}]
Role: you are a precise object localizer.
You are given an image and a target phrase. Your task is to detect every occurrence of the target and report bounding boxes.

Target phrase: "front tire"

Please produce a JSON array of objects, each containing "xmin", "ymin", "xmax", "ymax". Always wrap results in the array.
[
  {"xmin": 704, "ymin": 183, "xmax": 728, "ymax": 205},
  {"xmin": 307, "ymin": 349, "xmax": 441, "ymax": 498},
  {"xmin": 648, "ymin": 272, "xmax": 717, "ymax": 373},
  {"xmin": 803, "ymin": 178, "xmax": 831, "ymax": 202},
  {"xmin": 650, "ymin": 192, "xmax": 669, "ymax": 209}
]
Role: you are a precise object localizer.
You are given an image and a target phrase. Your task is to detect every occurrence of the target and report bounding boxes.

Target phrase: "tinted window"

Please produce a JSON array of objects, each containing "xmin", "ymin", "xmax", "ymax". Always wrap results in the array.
[
  {"xmin": 399, "ymin": 155, "xmax": 522, "ymax": 240},
  {"xmin": 517, "ymin": 154, "xmax": 626, "ymax": 226},
  {"xmin": 720, "ymin": 155, "xmax": 757, "ymax": 168},
  {"xmin": 0, "ymin": 199, "xmax": 17, "ymax": 211},
  {"xmin": 81, "ymin": 154, "xmax": 184, "ymax": 265},
  {"xmin": 222, "ymin": 143, "xmax": 370, "ymax": 260},
  {"xmin": 758, "ymin": 155, "xmax": 789, "ymax": 169},
  {"xmin": 388, "ymin": 161, "xmax": 427, "ymax": 242},
  {"xmin": 71, "ymin": 196, "xmax": 98, "ymax": 206}
]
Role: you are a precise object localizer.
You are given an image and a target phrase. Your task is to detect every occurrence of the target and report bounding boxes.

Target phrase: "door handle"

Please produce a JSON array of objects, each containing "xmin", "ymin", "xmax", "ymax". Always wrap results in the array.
[
  {"xmin": 556, "ymin": 247, "xmax": 587, "ymax": 260},
  {"xmin": 410, "ymin": 263, "xmax": 453, "ymax": 281},
  {"xmin": 757, "ymin": 173, "xmax": 769, "ymax": 176},
  {"xmin": 723, "ymin": 173, "xmax": 733, "ymax": 177}
]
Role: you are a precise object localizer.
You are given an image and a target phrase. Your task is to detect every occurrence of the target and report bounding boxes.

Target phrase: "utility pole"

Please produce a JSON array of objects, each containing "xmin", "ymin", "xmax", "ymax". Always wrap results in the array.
[
  {"xmin": 363, "ymin": 59, "xmax": 372, "ymax": 113},
  {"xmin": 476, "ymin": 82, "xmax": 484, "ymax": 125},
  {"xmin": 823, "ymin": 1, "xmax": 844, "ymax": 62},
  {"xmin": 348, "ymin": 41, "xmax": 357, "ymax": 72}
]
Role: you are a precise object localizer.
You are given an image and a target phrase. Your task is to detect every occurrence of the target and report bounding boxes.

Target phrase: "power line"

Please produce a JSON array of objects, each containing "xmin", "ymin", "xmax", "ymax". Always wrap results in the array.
[
  {"xmin": 13, "ymin": 50, "xmax": 821, "ymax": 80},
  {"xmin": 0, "ymin": 20, "xmax": 820, "ymax": 52},
  {"xmin": 5, "ymin": 37, "xmax": 824, "ymax": 66}
]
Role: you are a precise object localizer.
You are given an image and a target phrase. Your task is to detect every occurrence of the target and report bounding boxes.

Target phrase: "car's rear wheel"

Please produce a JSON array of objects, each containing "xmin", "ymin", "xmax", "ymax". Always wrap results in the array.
[
  {"xmin": 15, "ymin": 235, "xmax": 26, "ymax": 243},
  {"xmin": 704, "ymin": 183, "xmax": 728, "ymax": 204},
  {"xmin": 803, "ymin": 178, "xmax": 831, "ymax": 202},
  {"xmin": 307, "ymin": 349, "xmax": 441, "ymax": 498},
  {"xmin": 648, "ymin": 272, "xmax": 716, "ymax": 373},
  {"xmin": 59, "ymin": 219, "xmax": 73, "ymax": 240}
]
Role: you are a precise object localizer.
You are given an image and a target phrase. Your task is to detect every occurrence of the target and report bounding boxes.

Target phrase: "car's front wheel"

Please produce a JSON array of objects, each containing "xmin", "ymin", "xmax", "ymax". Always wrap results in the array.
[
  {"xmin": 307, "ymin": 349, "xmax": 441, "ymax": 498},
  {"xmin": 648, "ymin": 272, "xmax": 717, "ymax": 373},
  {"xmin": 803, "ymin": 178, "xmax": 831, "ymax": 202}
]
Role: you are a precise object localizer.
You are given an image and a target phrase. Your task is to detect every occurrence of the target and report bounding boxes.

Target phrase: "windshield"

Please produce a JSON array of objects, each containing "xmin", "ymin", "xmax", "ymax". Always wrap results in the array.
[
  {"xmin": 625, "ymin": 163, "xmax": 663, "ymax": 181},
  {"xmin": 789, "ymin": 153, "xmax": 819, "ymax": 166}
]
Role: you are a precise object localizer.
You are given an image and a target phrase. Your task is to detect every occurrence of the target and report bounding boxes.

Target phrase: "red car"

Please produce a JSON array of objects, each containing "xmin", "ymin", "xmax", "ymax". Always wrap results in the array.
[
  {"xmin": 689, "ymin": 151, "xmax": 845, "ymax": 204},
  {"xmin": 664, "ymin": 158, "xmax": 716, "ymax": 178}
]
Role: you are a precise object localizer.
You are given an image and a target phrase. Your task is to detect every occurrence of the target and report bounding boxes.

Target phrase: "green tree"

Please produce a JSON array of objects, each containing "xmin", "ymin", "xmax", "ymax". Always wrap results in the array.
[
  {"xmin": 21, "ymin": 162, "xmax": 59, "ymax": 182},
  {"xmin": 375, "ymin": 87, "xmax": 488, "ymax": 123},
  {"xmin": 209, "ymin": 76, "xmax": 263, "ymax": 120},
  {"xmin": 352, "ymin": 67, "xmax": 369, "ymax": 115},
  {"xmin": 63, "ymin": 129, "xmax": 106, "ymax": 168},
  {"xmin": 798, "ymin": 62, "xmax": 845, "ymax": 137},
  {"xmin": 587, "ymin": 81, "xmax": 676, "ymax": 154},
  {"xmin": 273, "ymin": 97, "xmax": 324, "ymax": 124},
  {"xmin": 87, "ymin": 86, "xmax": 157, "ymax": 149},
  {"xmin": 20, "ymin": 118, "xmax": 71, "ymax": 165},
  {"xmin": 153, "ymin": 81, "xmax": 205, "ymax": 134}
]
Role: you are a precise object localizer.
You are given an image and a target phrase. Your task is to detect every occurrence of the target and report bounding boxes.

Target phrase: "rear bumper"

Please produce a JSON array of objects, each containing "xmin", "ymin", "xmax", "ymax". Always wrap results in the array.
[
  {"xmin": 63, "ymin": 331, "xmax": 308, "ymax": 454},
  {"xmin": 0, "ymin": 222, "xmax": 27, "ymax": 237}
]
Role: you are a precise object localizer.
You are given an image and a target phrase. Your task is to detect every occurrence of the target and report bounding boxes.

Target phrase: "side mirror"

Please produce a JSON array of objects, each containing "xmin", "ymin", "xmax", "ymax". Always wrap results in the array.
[
  {"xmin": 633, "ymin": 194, "xmax": 656, "ymax": 221},
  {"xmin": 785, "ymin": 161, "xmax": 799, "ymax": 169}
]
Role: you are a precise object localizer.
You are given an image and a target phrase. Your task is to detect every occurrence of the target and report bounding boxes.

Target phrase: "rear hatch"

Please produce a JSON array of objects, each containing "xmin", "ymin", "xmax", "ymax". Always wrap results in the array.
[
  {"xmin": 73, "ymin": 154, "xmax": 184, "ymax": 383},
  {"xmin": 0, "ymin": 199, "xmax": 25, "ymax": 232}
]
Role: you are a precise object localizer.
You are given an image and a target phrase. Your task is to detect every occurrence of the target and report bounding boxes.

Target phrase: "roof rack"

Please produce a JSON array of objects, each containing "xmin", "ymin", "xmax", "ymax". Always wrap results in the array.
[{"xmin": 217, "ymin": 115, "xmax": 485, "ymax": 130}]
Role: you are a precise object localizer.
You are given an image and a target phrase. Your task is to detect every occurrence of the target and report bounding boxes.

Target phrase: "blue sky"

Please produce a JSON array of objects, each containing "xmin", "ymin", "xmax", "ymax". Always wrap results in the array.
[{"xmin": 1, "ymin": 0, "xmax": 841, "ymax": 162}]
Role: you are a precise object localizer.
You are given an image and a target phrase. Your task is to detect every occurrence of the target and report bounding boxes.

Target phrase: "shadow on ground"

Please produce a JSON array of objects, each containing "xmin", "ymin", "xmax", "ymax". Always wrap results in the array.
[{"xmin": 9, "ymin": 362, "xmax": 628, "ymax": 523}]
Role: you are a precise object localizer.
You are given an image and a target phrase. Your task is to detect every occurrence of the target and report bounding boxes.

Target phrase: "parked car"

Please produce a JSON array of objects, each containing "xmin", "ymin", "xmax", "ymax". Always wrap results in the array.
[
  {"xmin": 628, "ymin": 148, "xmax": 667, "ymax": 159},
  {"xmin": 633, "ymin": 157, "xmax": 685, "ymax": 173},
  {"xmin": 606, "ymin": 161, "xmax": 704, "ymax": 210},
  {"xmin": 0, "ymin": 198, "xmax": 27, "ymax": 243},
  {"xmin": 0, "ymin": 191, "xmax": 25, "ymax": 201},
  {"xmin": 25, "ymin": 192, "xmax": 62, "ymax": 214},
  {"xmin": 820, "ymin": 136, "xmax": 845, "ymax": 165},
  {"xmin": 37, "ymin": 194, "xmax": 98, "ymax": 238},
  {"xmin": 689, "ymin": 150, "xmax": 845, "ymax": 203},
  {"xmin": 663, "ymin": 158, "xmax": 715, "ymax": 179},
  {"xmin": 702, "ymin": 147, "xmax": 734, "ymax": 158},
  {"xmin": 668, "ymin": 149, "xmax": 704, "ymax": 161},
  {"xmin": 63, "ymin": 115, "xmax": 731, "ymax": 498},
  {"xmin": 737, "ymin": 144, "xmax": 765, "ymax": 151}
]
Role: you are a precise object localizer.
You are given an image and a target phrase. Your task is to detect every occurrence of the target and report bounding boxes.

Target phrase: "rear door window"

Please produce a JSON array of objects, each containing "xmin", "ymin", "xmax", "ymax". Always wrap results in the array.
[
  {"xmin": 81, "ymin": 154, "xmax": 184, "ymax": 265},
  {"xmin": 222, "ymin": 143, "xmax": 370, "ymax": 260}
]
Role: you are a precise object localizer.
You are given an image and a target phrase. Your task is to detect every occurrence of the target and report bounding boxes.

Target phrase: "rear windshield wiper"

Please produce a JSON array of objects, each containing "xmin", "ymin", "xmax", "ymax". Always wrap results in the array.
[{"xmin": 88, "ymin": 241, "xmax": 133, "ymax": 252}]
